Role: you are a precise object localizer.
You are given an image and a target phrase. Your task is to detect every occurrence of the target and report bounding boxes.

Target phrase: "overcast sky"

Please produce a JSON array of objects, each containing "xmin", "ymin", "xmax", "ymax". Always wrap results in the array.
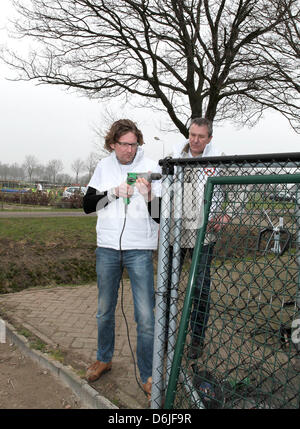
[{"xmin": 0, "ymin": 1, "xmax": 299, "ymax": 177}]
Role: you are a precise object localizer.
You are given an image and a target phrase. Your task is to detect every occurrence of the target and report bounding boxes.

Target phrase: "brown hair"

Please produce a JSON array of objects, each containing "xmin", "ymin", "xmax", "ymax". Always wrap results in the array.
[{"xmin": 104, "ymin": 119, "xmax": 144, "ymax": 152}]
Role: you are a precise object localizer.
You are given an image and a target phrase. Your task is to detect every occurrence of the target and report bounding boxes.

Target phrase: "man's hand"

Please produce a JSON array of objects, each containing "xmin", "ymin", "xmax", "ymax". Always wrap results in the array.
[
  {"xmin": 207, "ymin": 214, "xmax": 231, "ymax": 233},
  {"xmin": 135, "ymin": 177, "xmax": 152, "ymax": 202},
  {"xmin": 114, "ymin": 182, "xmax": 134, "ymax": 199}
]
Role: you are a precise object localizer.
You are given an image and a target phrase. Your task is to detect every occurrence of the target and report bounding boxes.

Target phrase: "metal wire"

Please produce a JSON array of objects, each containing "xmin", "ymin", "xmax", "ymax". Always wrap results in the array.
[{"xmin": 153, "ymin": 155, "xmax": 300, "ymax": 410}]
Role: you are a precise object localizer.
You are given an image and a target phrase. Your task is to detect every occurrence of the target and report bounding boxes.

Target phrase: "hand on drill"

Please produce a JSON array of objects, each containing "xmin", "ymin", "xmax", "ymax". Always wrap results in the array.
[
  {"xmin": 113, "ymin": 175, "xmax": 153, "ymax": 202},
  {"xmin": 135, "ymin": 177, "xmax": 152, "ymax": 202},
  {"xmin": 114, "ymin": 182, "xmax": 134, "ymax": 199}
]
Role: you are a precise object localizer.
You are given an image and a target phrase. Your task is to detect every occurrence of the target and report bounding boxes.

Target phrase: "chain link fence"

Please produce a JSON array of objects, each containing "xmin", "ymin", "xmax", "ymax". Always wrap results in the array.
[{"xmin": 151, "ymin": 153, "xmax": 300, "ymax": 410}]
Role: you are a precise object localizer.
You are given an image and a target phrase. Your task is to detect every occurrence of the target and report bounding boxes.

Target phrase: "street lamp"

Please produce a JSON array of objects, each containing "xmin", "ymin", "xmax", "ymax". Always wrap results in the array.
[{"xmin": 154, "ymin": 136, "xmax": 165, "ymax": 158}]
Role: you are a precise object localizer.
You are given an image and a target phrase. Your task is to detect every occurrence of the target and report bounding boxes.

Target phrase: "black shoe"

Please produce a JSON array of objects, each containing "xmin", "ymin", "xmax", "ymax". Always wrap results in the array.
[{"xmin": 188, "ymin": 339, "xmax": 204, "ymax": 359}]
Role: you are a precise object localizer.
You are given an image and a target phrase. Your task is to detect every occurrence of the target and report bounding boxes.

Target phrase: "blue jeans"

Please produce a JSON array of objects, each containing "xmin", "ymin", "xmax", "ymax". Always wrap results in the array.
[
  {"xmin": 190, "ymin": 243, "xmax": 215, "ymax": 341},
  {"xmin": 168, "ymin": 243, "xmax": 215, "ymax": 342},
  {"xmin": 95, "ymin": 247, "xmax": 155, "ymax": 384}
]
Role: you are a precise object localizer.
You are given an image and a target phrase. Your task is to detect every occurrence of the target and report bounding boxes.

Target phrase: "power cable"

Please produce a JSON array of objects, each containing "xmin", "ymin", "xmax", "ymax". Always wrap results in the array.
[{"xmin": 118, "ymin": 203, "xmax": 149, "ymax": 399}]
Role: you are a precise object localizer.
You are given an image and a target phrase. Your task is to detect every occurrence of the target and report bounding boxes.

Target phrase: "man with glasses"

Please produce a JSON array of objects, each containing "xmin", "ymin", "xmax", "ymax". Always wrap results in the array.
[{"xmin": 83, "ymin": 119, "xmax": 161, "ymax": 402}]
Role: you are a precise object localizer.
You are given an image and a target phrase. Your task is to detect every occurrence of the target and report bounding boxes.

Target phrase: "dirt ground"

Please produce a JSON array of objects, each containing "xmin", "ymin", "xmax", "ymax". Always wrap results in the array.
[
  {"xmin": 0, "ymin": 340, "xmax": 83, "ymax": 409},
  {"xmin": 0, "ymin": 237, "xmax": 96, "ymax": 294}
]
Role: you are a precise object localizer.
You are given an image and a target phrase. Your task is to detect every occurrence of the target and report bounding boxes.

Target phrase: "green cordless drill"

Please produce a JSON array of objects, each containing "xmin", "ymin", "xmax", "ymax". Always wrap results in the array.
[{"xmin": 124, "ymin": 172, "xmax": 162, "ymax": 204}]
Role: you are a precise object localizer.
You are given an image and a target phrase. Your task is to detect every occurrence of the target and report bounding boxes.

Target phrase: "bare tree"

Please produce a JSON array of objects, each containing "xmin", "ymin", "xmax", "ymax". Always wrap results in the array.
[
  {"xmin": 71, "ymin": 158, "xmax": 85, "ymax": 183},
  {"xmin": 3, "ymin": 0, "xmax": 300, "ymax": 135},
  {"xmin": 46, "ymin": 159, "xmax": 64, "ymax": 183},
  {"xmin": 85, "ymin": 152, "xmax": 99, "ymax": 182},
  {"xmin": 56, "ymin": 173, "xmax": 72, "ymax": 185},
  {"xmin": 92, "ymin": 106, "xmax": 117, "ymax": 158},
  {"xmin": 250, "ymin": 2, "xmax": 300, "ymax": 129},
  {"xmin": 8, "ymin": 163, "xmax": 25, "ymax": 181},
  {"xmin": 0, "ymin": 163, "xmax": 10, "ymax": 181},
  {"xmin": 23, "ymin": 155, "xmax": 39, "ymax": 182}
]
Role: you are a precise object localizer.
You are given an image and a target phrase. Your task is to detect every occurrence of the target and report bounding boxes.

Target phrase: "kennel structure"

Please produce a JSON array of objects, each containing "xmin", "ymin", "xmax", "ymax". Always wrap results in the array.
[{"xmin": 152, "ymin": 153, "xmax": 300, "ymax": 410}]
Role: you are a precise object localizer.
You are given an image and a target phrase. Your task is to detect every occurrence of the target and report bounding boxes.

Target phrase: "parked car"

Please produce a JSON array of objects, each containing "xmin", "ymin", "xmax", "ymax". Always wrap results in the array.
[
  {"xmin": 268, "ymin": 191, "xmax": 295, "ymax": 202},
  {"xmin": 63, "ymin": 186, "xmax": 87, "ymax": 198}
]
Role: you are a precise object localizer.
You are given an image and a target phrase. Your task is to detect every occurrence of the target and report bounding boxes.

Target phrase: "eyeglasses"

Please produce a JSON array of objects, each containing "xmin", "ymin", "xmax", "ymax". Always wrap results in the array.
[{"xmin": 115, "ymin": 142, "xmax": 138, "ymax": 148}]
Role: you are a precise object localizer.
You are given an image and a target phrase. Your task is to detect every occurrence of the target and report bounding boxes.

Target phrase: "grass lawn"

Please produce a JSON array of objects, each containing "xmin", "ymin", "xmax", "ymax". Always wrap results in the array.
[{"xmin": 0, "ymin": 216, "xmax": 96, "ymax": 244}]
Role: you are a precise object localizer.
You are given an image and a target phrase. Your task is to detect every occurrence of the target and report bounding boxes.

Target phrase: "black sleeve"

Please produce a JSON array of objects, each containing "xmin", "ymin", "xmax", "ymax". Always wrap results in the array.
[
  {"xmin": 83, "ymin": 186, "xmax": 119, "ymax": 214},
  {"xmin": 147, "ymin": 196, "xmax": 161, "ymax": 224}
]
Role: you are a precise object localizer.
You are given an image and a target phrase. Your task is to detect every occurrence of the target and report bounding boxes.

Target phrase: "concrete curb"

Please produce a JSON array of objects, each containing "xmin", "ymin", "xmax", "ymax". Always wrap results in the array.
[{"xmin": 3, "ymin": 319, "xmax": 118, "ymax": 410}]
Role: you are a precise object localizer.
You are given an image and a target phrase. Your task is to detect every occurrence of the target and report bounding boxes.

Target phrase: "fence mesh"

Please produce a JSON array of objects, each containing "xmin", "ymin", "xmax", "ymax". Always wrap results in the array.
[{"xmin": 152, "ymin": 154, "xmax": 300, "ymax": 410}]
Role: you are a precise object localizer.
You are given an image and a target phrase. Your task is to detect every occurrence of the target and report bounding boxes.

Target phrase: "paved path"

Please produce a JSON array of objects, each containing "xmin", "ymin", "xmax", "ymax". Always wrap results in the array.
[
  {"xmin": 0, "ymin": 209, "xmax": 151, "ymax": 408},
  {"xmin": 0, "ymin": 282, "xmax": 150, "ymax": 409}
]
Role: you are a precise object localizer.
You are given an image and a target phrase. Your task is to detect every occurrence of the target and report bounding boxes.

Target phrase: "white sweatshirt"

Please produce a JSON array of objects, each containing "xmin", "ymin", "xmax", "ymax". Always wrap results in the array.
[{"xmin": 88, "ymin": 148, "xmax": 161, "ymax": 250}]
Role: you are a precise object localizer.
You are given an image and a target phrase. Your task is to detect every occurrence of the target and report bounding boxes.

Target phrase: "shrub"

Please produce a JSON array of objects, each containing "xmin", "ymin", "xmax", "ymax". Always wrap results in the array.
[
  {"xmin": 60, "ymin": 193, "xmax": 83, "ymax": 208},
  {"xmin": 0, "ymin": 190, "xmax": 57, "ymax": 206}
]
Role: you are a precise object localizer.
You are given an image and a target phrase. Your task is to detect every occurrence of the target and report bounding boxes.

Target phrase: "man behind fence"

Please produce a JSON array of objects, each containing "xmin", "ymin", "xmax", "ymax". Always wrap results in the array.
[{"xmin": 171, "ymin": 117, "xmax": 229, "ymax": 359}]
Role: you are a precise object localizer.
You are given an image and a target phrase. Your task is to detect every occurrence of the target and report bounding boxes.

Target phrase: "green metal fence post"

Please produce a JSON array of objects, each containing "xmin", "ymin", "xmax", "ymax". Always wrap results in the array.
[{"xmin": 164, "ymin": 179, "xmax": 214, "ymax": 408}]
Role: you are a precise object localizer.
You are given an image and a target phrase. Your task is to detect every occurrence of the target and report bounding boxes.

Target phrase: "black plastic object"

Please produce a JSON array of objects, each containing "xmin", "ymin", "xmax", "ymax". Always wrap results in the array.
[
  {"xmin": 256, "ymin": 227, "xmax": 291, "ymax": 256},
  {"xmin": 191, "ymin": 366, "xmax": 224, "ymax": 409}
]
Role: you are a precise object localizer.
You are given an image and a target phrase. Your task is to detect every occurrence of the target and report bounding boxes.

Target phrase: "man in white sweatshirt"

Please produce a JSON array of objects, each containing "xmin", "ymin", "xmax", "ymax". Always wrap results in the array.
[
  {"xmin": 171, "ymin": 117, "xmax": 229, "ymax": 359},
  {"xmin": 83, "ymin": 119, "xmax": 161, "ymax": 401}
]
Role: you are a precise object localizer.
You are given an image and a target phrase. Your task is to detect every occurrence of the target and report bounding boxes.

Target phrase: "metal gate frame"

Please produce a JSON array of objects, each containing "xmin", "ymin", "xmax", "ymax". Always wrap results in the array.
[{"xmin": 162, "ymin": 173, "xmax": 300, "ymax": 409}]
